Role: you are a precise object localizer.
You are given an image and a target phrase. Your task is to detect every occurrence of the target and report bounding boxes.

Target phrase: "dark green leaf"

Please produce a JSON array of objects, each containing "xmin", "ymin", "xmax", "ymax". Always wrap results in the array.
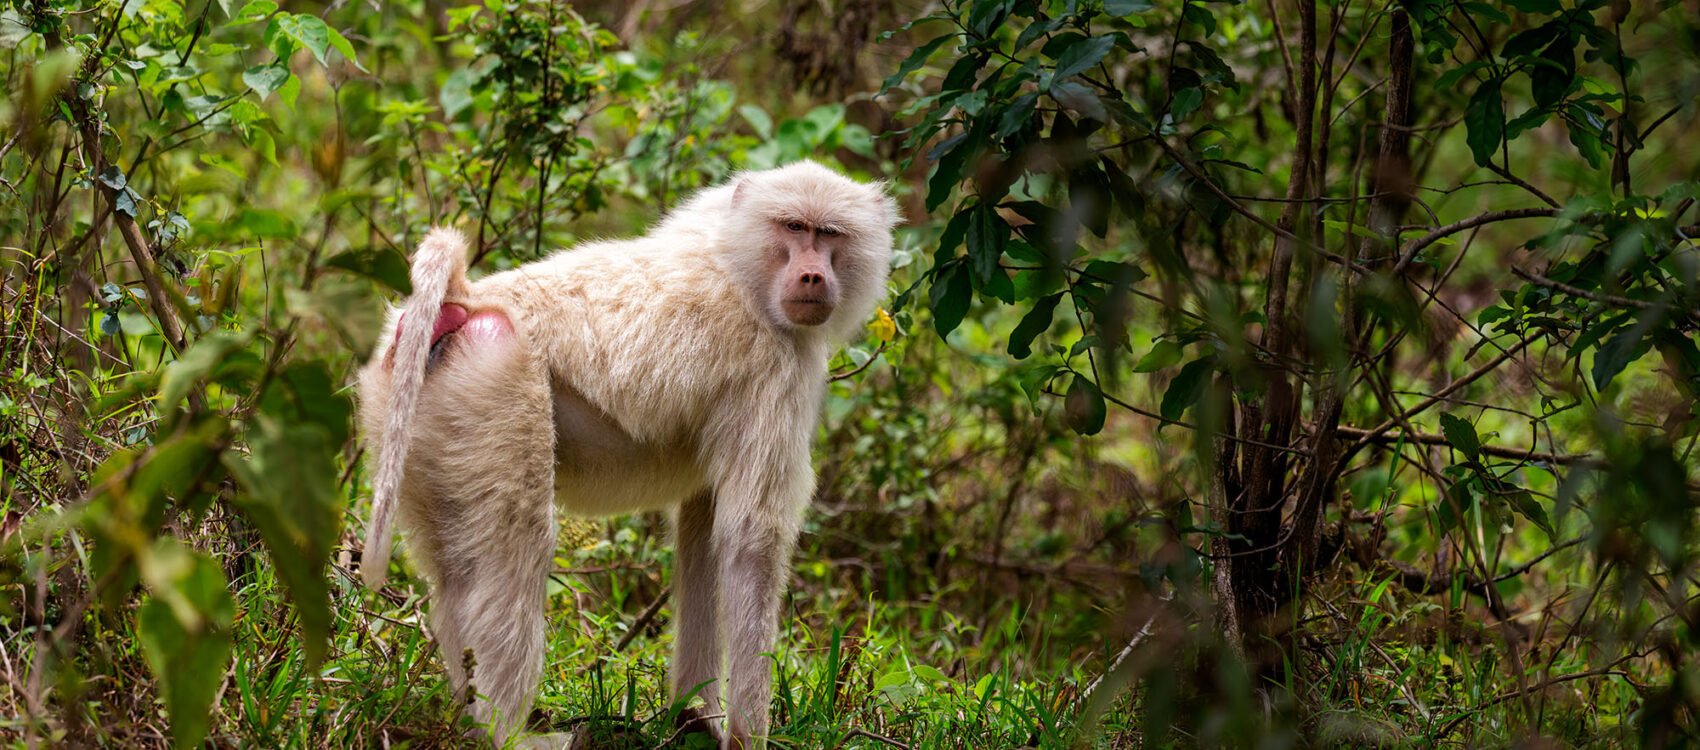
[
  {"xmin": 136, "ymin": 540, "xmax": 234, "ymax": 750},
  {"xmin": 1159, "ymin": 356, "xmax": 1215, "ymax": 423},
  {"xmin": 324, "ymin": 246, "xmax": 412, "ymax": 294},
  {"xmin": 1008, "ymin": 293, "xmax": 1063, "ymax": 359},
  {"xmin": 995, "ymin": 93, "xmax": 1039, "ymax": 139},
  {"xmin": 1181, "ymin": 3, "xmax": 1216, "ymax": 36},
  {"xmin": 225, "ymin": 412, "xmax": 343, "ymax": 667},
  {"xmin": 114, "ymin": 187, "xmax": 139, "ymax": 217},
  {"xmin": 1134, "ymin": 340, "xmax": 1182, "ymax": 372},
  {"xmin": 966, "ymin": 203, "xmax": 1009, "ymax": 285},
  {"xmin": 1017, "ymin": 364, "xmax": 1060, "ymax": 413},
  {"xmin": 1435, "ymin": 60, "xmax": 1490, "ymax": 91},
  {"xmin": 1566, "ymin": 104, "xmax": 1606, "ymax": 169},
  {"xmin": 1591, "ymin": 319, "xmax": 1656, "ymax": 391},
  {"xmin": 1436, "ymin": 479, "xmax": 1476, "ymax": 531},
  {"xmin": 1507, "ymin": 490, "xmax": 1554, "ymax": 537},
  {"xmin": 1465, "ymin": 79, "xmax": 1504, "ymax": 165},
  {"xmin": 936, "ymin": 207, "xmax": 973, "ymax": 262},
  {"xmin": 1105, "ymin": 0, "xmax": 1154, "ymax": 14},
  {"xmin": 1438, "ymin": 413, "xmax": 1481, "ymax": 461},
  {"xmin": 98, "ymin": 166, "xmax": 127, "ymax": 190},
  {"xmin": 882, "ymin": 34, "xmax": 954, "ymax": 93},
  {"xmin": 1503, "ymin": 22, "xmax": 1563, "ymax": 58},
  {"xmin": 1050, "ymin": 81, "xmax": 1106, "ymax": 122},
  {"xmin": 1064, "ymin": 374, "xmax": 1107, "ymax": 435},
  {"xmin": 1459, "ymin": 2, "xmax": 1510, "ymax": 23},
  {"xmin": 1052, "ymin": 35, "xmax": 1115, "ymax": 82},
  {"xmin": 1530, "ymin": 35, "xmax": 1576, "ymax": 108},
  {"xmin": 926, "ymin": 135, "xmax": 974, "ymax": 212},
  {"xmin": 929, "ymin": 263, "xmax": 972, "ymax": 337},
  {"xmin": 1503, "ymin": 0, "xmax": 1560, "ymax": 14},
  {"xmin": 1170, "ymin": 87, "xmax": 1203, "ymax": 121}
]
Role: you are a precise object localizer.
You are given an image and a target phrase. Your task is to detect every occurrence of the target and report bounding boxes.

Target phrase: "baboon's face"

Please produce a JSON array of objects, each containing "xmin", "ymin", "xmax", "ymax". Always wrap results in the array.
[{"xmin": 769, "ymin": 217, "xmax": 848, "ymax": 327}]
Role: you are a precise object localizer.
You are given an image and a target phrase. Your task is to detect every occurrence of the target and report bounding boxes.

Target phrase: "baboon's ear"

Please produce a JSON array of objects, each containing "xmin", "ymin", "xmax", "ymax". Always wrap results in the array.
[{"xmin": 731, "ymin": 179, "xmax": 750, "ymax": 209}]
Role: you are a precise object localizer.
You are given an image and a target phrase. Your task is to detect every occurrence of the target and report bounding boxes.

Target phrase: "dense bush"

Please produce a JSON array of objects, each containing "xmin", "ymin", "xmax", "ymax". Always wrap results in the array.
[{"xmin": 2, "ymin": 0, "xmax": 1698, "ymax": 747}]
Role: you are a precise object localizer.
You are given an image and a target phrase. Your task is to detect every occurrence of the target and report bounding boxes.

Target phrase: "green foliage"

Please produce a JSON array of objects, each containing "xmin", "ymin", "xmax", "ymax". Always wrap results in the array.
[
  {"xmin": 879, "ymin": 0, "xmax": 1700, "ymax": 743},
  {"xmin": 4, "ymin": 0, "xmax": 1700, "ymax": 746}
]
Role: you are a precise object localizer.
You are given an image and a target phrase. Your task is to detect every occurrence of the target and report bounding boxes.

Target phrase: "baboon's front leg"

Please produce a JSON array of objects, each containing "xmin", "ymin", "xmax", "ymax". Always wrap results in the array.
[
  {"xmin": 715, "ymin": 496, "xmax": 803, "ymax": 750},
  {"xmin": 671, "ymin": 489, "xmax": 725, "ymax": 737}
]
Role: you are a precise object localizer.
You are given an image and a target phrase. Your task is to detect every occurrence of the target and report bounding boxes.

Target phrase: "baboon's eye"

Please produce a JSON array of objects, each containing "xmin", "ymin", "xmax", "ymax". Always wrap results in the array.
[
  {"xmin": 786, "ymin": 221, "xmax": 806, "ymax": 232},
  {"xmin": 818, "ymin": 226, "xmax": 840, "ymax": 237}
]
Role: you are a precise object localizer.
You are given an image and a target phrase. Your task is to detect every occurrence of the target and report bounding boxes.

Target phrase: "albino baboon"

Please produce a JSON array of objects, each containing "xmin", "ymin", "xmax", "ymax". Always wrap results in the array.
[{"xmin": 357, "ymin": 161, "xmax": 898, "ymax": 749}]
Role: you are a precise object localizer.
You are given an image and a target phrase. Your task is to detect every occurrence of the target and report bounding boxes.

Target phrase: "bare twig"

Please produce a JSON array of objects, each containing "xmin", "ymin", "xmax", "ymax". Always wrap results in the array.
[
  {"xmin": 1511, "ymin": 265, "xmax": 1697, "ymax": 322},
  {"xmin": 613, "ymin": 586, "xmax": 670, "ymax": 653},
  {"xmin": 828, "ymin": 340, "xmax": 890, "ymax": 382},
  {"xmin": 1390, "ymin": 208, "xmax": 1558, "ymax": 277}
]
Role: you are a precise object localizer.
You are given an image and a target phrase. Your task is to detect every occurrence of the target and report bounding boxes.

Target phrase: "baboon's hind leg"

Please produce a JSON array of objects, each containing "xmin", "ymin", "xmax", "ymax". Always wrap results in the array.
[{"xmin": 412, "ymin": 319, "xmax": 559, "ymax": 746}]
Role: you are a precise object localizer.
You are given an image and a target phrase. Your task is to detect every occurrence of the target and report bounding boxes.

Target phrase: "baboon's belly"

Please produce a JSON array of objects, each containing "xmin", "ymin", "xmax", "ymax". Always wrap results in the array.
[{"xmin": 550, "ymin": 384, "xmax": 703, "ymax": 516}]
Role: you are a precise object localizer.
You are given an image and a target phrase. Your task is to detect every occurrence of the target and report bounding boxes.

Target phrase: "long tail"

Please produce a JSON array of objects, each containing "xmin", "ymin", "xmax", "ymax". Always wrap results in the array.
[{"xmin": 364, "ymin": 227, "xmax": 470, "ymax": 589}]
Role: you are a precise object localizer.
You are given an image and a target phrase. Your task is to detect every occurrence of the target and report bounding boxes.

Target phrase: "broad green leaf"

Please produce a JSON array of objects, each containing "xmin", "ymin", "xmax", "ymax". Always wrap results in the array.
[
  {"xmin": 1105, "ymin": 0, "xmax": 1154, "ymax": 13},
  {"xmin": 277, "ymin": 73, "xmax": 301, "ymax": 110},
  {"xmin": 1170, "ymin": 87, "xmax": 1203, "ymax": 121},
  {"xmin": 1134, "ymin": 340, "xmax": 1182, "ymax": 372},
  {"xmin": 225, "ymin": 410, "xmax": 343, "ymax": 666},
  {"xmin": 1050, "ymin": 80, "xmax": 1106, "ymax": 122},
  {"xmin": 739, "ymin": 104, "xmax": 774, "ymax": 140},
  {"xmin": 1503, "ymin": 0, "xmax": 1560, "ymax": 13},
  {"xmin": 1502, "ymin": 22, "xmax": 1563, "ymax": 58},
  {"xmin": 1182, "ymin": 3, "xmax": 1216, "ymax": 36},
  {"xmin": 966, "ymin": 203, "xmax": 1008, "ymax": 285},
  {"xmin": 926, "ymin": 135, "xmax": 973, "ymax": 212},
  {"xmin": 995, "ymin": 93, "xmax": 1039, "ymax": 139},
  {"xmin": 1566, "ymin": 104, "xmax": 1606, "ymax": 169},
  {"xmin": 1507, "ymin": 490, "xmax": 1554, "ymax": 537},
  {"xmin": 929, "ymin": 263, "xmax": 972, "ymax": 337},
  {"xmin": 440, "ymin": 66, "xmax": 477, "ymax": 120},
  {"xmin": 114, "ymin": 187, "xmax": 140, "ymax": 217},
  {"xmin": 1159, "ymin": 356, "xmax": 1215, "ymax": 423},
  {"xmin": 1530, "ymin": 35, "xmax": 1576, "ymax": 108},
  {"xmin": 98, "ymin": 165, "xmax": 127, "ymax": 190},
  {"xmin": 136, "ymin": 540, "xmax": 234, "ymax": 750},
  {"xmin": 1065, "ymin": 374, "xmax": 1107, "ymax": 435},
  {"xmin": 1435, "ymin": 60, "xmax": 1490, "ymax": 91},
  {"xmin": 1436, "ymin": 479, "xmax": 1476, "ymax": 531},
  {"xmin": 1438, "ymin": 413, "xmax": 1481, "ymax": 461},
  {"xmin": 1465, "ymin": 79, "xmax": 1504, "ymax": 165},
  {"xmin": 1591, "ymin": 321, "xmax": 1655, "ymax": 391},
  {"xmin": 936, "ymin": 206, "xmax": 972, "ymax": 261},
  {"xmin": 1458, "ymin": 2, "xmax": 1510, "ymax": 23},
  {"xmin": 159, "ymin": 333, "xmax": 249, "ymax": 411},
  {"xmin": 247, "ymin": 128, "xmax": 278, "ymax": 165},
  {"xmin": 881, "ymin": 33, "xmax": 953, "ymax": 93},
  {"xmin": 238, "ymin": 208, "xmax": 296, "ymax": 238},
  {"xmin": 242, "ymin": 64, "xmax": 289, "ymax": 101},
  {"xmin": 325, "ymin": 25, "xmax": 365, "ymax": 71},
  {"xmin": 1008, "ymin": 293, "xmax": 1063, "ymax": 360},
  {"xmin": 324, "ymin": 246, "xmax": 412, "ymax": 294},
  {"xmin": 1052, "ymin": 35, "xmax": 1115, "ymax": 81},
  {"xmin": 1017, "ymin": 364, "xmax": 1061, "ymax": 413},
  {"xmin": 276, "ymin": 13, "xmax": 331, "ymax": 66}
]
